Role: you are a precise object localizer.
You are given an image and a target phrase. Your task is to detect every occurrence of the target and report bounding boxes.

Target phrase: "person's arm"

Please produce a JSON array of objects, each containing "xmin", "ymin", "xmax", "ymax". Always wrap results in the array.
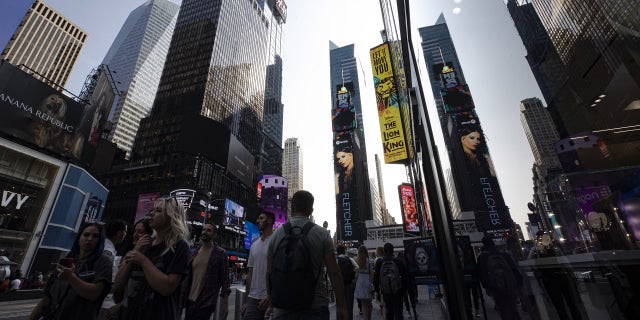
[
  {"xmin": 326, "ymin": 251, "xmax": 348, "ymax": 320},
  {"xmin": 27, "ymin": 296, "xmax": 51, "ymax": 320},
  {"xmin": 57, "ymin": 264, "xmax": 107, "ymax": 301},
  {"xmin": 113, "ymin": 258, "xmax": 133, "ymax": 303}
]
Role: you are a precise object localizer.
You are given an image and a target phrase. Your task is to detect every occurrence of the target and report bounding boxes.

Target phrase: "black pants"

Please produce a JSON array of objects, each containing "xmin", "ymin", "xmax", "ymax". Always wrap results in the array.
[{"xmin": 184, "ymin": 300, "xmax": 215, "ymax": 320}]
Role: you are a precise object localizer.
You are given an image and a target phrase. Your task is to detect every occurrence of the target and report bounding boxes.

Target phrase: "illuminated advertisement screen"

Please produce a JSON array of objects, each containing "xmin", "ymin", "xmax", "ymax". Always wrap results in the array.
[
  {"xmin": 244, "ymin": 221, "xmax": 260, "ymax": 250},
  {"xmin": 333, "ymin": 131, "xmax": 358, "ymax": 242},
  {"xmin": 399, "ymin": 184, "xmax": 419, "ymax": 234},
  {"xmin": 257, "ymin": 175, "xmax": 288, "ymax": 229},
  {"xmin": 370, "ymin": 42, "xmax": 408, "ymax": 164},
  {"xmin": 441, "ymin": 84, "xmax": 474, "ymax": 113},
  {"xmin": 452, "ymin": 112, "xmax": 510, "ymax": 233},
  {"xmin": 134, "ymin": 192, "xmax": 161, "ymax": 222},
  {"xmin": 331, "ymin": 82, "xmax": 356, "ymax": 132},
  {"xmin": 0, "ymin": 62, "xmax": 107, "ymax": 166},
  {"xmin": 403, "ymin": 237, "xmax": 439, "ymax": 284},
  {"xmin": 224, "ymin": 198, "xmax": 245, "ymax": 226}
]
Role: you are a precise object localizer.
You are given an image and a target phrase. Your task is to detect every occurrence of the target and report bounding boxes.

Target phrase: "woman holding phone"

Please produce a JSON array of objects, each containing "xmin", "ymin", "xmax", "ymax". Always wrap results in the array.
[
  {"xmin": 28, "ymin": 222, "xmax": 112, "ymax": 320},
  {"xmin": 114, "ymin": 196, "xmax": 189, "ymax": 320}
]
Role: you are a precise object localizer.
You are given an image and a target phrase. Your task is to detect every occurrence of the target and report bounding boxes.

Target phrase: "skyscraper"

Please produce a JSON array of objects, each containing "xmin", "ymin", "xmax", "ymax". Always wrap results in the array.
[
  {"xmin": 507, "ymin": 0, "xmax": 640, "ymax": 248},
  {"xmin": 102, "ymin": 0, "xmax": 284, "ymax": 231},
  {"xmin": 329, "ymin": 41, "xmax": 374, "ymax": 244},
  {"xmin": 1, "ymin": 0, "xmax": 86, "ymax": 89},
  {"xmin": 374, "ymin": 154, "xmax": 390, "ymax": 225},
  {"xmin": 282, "ymin": 137, "xmax": 303, "ymax": 201},
  {"xmin": 259, "ymin": 0, "xmax": 286, "ymax": 176},
  {"xmin": 101, "ymin": 0, "xmax": 179, "ymax": 157},
  {"xmin": 419, "ymin": 15, "xmax": 513, "ymax": 234},
  {"xmin": 519, "ymin": 98, "xmax": 561, "ymax": 173}
]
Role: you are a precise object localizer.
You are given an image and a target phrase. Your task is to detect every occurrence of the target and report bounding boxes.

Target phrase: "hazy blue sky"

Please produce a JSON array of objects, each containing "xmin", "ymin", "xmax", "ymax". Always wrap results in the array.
[{"xmin": 44, "ymin": 0, "xmax": 541, "ymax": 237}]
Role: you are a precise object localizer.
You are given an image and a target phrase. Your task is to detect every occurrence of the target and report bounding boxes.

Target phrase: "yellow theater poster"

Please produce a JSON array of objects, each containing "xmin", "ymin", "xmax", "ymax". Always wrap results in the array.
[{"xmin": 370, "ymin": 43, "xmax": 408, "ymax": 163}]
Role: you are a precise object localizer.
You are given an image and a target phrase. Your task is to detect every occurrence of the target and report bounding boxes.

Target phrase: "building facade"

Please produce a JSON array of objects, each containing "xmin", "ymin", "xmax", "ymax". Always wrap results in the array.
[
  {"xmin": 101, "ymin": 0, "xmax": 179, "ymax": 157},
  {"xmin": 259, "ymin": 0, "xmax": 286, "ymax": 176},
  {"xmin": 519, "ymin": 97, "xmax": 561, "ymax": 173},
  {"xmin": 282, "ymin": 137, "xmax": 302, "ymax": 201},
  {"xmin": 1, "ymin": 0, "xmax": 86, "ymax": 89}
]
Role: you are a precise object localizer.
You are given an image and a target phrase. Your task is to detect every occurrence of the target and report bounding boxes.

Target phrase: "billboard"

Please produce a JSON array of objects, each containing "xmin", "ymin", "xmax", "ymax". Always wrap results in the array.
[
  {"xmin": 451, "ymin": 112, "xmax": 511, "ymax": 234},
  {"xmin": 224, "ymin": 198, "xmax": 245, "ymax": 227},
  {"xmin": 227, "ymin": 135, "xmax": 255, "ymax": 187},
  {"xmin": 331, "ymin": 82, "xmax": 356, "ymax": 132},
  {"xmin": 334, "ymin": 131, "xmax": 359, "ymax": 242},
  {"xmin": 134, "ymin": 192, "xmax": 161, "ymax": 222},
  {"xmin": 440, "ymin": 83, "xmax": 474, "ymax": 113},
  {"xmin": 399, "ymin": 183, "xmax": 420, "ymax": 234},
  {"xmin": 257, "ymin": 175, "xmax": 288, "ymax": 229},
  {"xmin": 370, "ymin": 42, "xmax": 409, "ymax": 164},
  {"xmin": 403, "ymin": 237, "xmax": 439, "ymax": 284},
  {"xmin": 0, "ymin": 62, "xmax": 109, "ymax": 166},
  {"xmin": 244, "ymin": 221, "xmax": 260, "ymax": 250}
]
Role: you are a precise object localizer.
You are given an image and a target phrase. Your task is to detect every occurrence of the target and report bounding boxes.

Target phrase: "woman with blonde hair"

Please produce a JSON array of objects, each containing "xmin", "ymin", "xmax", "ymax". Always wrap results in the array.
[
  {"xmin": 114, "ymin": 196, "xmax": 190, "ymax": 320},
  {"xmin": 354, "ymin": 245, "xmax": 374, "ymax": 320}
]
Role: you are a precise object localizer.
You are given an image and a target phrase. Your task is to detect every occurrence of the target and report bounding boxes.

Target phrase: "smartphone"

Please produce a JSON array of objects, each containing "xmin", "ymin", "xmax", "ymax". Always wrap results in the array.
[{"xmin": 59, "ymin": 258, "xmax": 74, "ymax": 268}]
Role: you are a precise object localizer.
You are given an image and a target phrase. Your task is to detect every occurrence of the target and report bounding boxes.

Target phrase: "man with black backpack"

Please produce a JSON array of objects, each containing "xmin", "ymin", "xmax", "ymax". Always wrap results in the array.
[
  {"xmin": 476, "ymin": 236, "xmax": 523, "ymax": 320},
  {"xmin": 266, "ymin": 190, "xmax": 348, "ymax": 320},
  {"xmin": 336, "ymin": 245, "xmax": 358, "ymax": 320},
  {"xmin": 373, "ymin": 243, "xmax": 408, "ymax": 320}
]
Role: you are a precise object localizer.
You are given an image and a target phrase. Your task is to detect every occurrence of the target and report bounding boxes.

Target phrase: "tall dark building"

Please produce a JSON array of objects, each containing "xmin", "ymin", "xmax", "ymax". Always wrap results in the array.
[
  {"xmin": 259, "ymin": 0, "xmax": 286, "ymax": 176},
  {"xmin": 101, "ymin": 0, "xmax": 285, "ymax": 251},
  {"xmin": 419, "ymin": 16, "xmax": 513, "ymax": 235},
  {"xmin": 329, "ymin": 42, "xmax": 373, "ymax": 245}
]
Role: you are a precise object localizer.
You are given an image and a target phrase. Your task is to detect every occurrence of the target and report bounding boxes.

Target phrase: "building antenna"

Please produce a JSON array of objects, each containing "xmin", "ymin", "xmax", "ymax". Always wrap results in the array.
[{"xmin": 340, "ymin": 68, "xmax": 347, "ymax": 93}]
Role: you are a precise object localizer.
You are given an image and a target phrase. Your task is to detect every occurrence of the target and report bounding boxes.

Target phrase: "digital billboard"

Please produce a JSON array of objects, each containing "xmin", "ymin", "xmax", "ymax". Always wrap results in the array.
[
  {"xmin": 452, "ymin": 112, "xmax": 511, "ymax": 234},
  {"xmin": 244, "ymin": 221, "xmax": 260, "ymax": 250},
  {"xmin": 0, "ymin": 62, "xmax": 108, "ymax": 166},
  {"xmin": 224, "ymin": 198, "xmax": 245, "ymax": 226},
  {"xmin": 334, "ymin": 131, "xmax": 358, "ymax": 242},
  {"xmin": 403, "ymin": 237, "xmax": 439, "ymax": 284},
  {"xmin": 370, "ymin": 42, "xmax": 408, "ymax": 164},
  {"xmin": 399, "ymin": 183, "xmax": 420, "ymax": 234},
  {"xmin": 440, "ymin": 83, "xmax": 474, "ymax": 113},
  {"xmin": 227, "ymin": 135, "xmax": 255, "ymax": 187},
  {"xmin": 332, "ymin": 82, "xmax": 356, "ymax": 132},
  {"xmin": 134, "ymin": 192, "xmax": 161, "ymax": 222},
  {"xmin": 257, "ymin": 175, "xmax": 288, "ymax": 229}
]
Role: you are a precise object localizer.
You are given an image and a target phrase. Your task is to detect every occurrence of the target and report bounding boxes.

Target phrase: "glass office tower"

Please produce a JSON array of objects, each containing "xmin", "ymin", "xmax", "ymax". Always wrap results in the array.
[
  {"xmin": 102, "ymin": 0, "xmax": 281, "ymax": 237},
  {"xmin": 102, "ymin": 0, "xmax": 179, "ymax": 157}
]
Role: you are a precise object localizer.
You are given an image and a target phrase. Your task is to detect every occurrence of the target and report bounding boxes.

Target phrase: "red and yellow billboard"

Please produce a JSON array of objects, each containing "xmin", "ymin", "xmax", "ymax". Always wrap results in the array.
[
  {"xmin": 370, "ymin": 43, "xmax": 408, "ymax": 163},
  {"xmin": 399, "ymin": 183, "xmax": 419, "ymax": 234}
]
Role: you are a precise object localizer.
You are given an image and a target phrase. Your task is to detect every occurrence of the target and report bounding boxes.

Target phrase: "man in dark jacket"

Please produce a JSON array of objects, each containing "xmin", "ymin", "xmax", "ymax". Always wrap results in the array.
[{"xmin": 374, "ymin": 243, "xmax": 408, "ymax": 320}]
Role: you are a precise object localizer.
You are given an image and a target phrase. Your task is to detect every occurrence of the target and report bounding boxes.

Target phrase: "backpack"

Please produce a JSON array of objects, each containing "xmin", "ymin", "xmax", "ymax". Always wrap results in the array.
[
  {"xmin": 379, "ymin": 257, "xmax": 402, "ymax": 295},
  {"xmin": 269, "ymin": 221, "xmax": 318, "ymax": 310},
  {"xmin": 338, "ymin": 256, "xmax": 355, "ymax": 285},
  {"xmin": 482, "ymin": 252, "xmax": 517, "ymax": 291}
]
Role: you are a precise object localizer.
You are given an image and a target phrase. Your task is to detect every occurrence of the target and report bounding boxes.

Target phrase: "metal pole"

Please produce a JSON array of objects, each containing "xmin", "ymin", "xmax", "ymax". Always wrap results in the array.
[{"xmin": 395, "ymin": 1, "xmax": 469, "ymax": 318}]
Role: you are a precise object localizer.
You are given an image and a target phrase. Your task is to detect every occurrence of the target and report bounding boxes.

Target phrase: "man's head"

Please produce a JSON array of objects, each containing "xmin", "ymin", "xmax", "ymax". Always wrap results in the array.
[
  {"xmin": 105, "ymin": 219, "xmax": 128, "ymax": 244},
  {"xmin": 257, "ymin": 211, "xmax": 275, "ymax": 232},
  {"xmin": 291, "ymin": 190, "xmax": 314, "ymax": 216},
  {"xmin": 376, "ymin": 246, "xmax": 384, "ymax": 257},
  {"xmin": 201, "ymin": 223, "xmax": 217, "ymax": 242},
  {"xmin": 336, "ymin": 244, "xmax": 346, "ymax": 255},
  {"xmin": 383, "ymin": 243, "xmax": 394, "ymax": 256}
]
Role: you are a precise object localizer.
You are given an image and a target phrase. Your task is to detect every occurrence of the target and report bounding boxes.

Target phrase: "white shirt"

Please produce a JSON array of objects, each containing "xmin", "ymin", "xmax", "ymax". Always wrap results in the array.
[
  {"xmin": 102, "ymin": 238, "xmax": 119, "ymax": 309},
  {"xmin": 9, "ymin": 278, "xmax": 21, "ymax": 291},
  {"xmin": 247, "ymin": 235, "xmax": 271, "ymax": 300}
]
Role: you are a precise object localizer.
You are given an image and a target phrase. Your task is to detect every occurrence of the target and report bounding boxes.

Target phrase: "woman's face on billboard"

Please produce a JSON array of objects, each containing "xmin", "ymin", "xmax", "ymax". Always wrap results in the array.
[
  {"xmin": 336, "ymin": 151, "xmax": 353, "ymax": 169},
  {"xmin": 461, "ymin": 131, "xmax": 481, "ymax": 152}
]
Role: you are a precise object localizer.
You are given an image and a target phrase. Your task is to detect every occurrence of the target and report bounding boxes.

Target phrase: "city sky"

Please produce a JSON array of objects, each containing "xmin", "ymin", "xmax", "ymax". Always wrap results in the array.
[{"xmin": 44, "ymin": 0, "xmax": 541, "ymax": 238}]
